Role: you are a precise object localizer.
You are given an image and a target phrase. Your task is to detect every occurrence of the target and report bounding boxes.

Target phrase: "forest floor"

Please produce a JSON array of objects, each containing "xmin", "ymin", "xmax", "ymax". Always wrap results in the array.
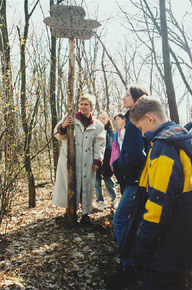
[{"xmin": 0, "ymin": 173, "xmax": 192, "ymax": 290}]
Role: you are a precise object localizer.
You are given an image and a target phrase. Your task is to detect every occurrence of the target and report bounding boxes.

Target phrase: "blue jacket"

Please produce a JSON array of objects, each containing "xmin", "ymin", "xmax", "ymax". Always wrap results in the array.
[
  {"xmin": 113, "ymin": 110, "xmax": 148, "ymax": 185},
  {"xmin": 185, "ymin": 121, "xmax": 192, "ymax": 131},
  {"xmin": 132, "ymin": 122, "xmax": 192, "ymax": 273}
]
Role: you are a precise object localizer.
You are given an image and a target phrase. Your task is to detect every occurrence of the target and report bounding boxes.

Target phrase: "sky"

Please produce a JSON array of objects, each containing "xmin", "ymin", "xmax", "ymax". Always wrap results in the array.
[{"xmin": 6, "ymin": 0, "xmax": 192, "ymax": 125}]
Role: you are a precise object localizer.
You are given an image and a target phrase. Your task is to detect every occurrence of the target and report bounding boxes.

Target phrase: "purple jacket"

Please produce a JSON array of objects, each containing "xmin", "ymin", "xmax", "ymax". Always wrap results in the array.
[{"xmin": 110, "ymin": 129, "xmax": 122, "ymax": 166}]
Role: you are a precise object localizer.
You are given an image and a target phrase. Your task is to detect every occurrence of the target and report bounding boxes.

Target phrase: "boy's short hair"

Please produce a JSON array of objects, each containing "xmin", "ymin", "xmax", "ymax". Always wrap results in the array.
[
  {"xmin": 79, "ymin": 94, "xmax": 96, "ymax": 108},
  {"xmin": 130, "ymin": 96, "xmax": 165, "ymax": 123}
]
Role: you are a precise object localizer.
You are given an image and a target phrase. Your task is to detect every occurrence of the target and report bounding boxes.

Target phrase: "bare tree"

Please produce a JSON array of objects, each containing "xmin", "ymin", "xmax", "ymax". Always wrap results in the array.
[
  {"xmin": 49, "ymin": 0, "xmax": 60, "ymax": 176},
  {"xmin": 17, "ymin": 0, "xmax": 39, "ymax": 207},
  {"xmin": 159, "ymin": 0, "xmax": 179, "ymax": 123},
  {"xmin": 0, "ymin": 0, "xmax": 18, "ymax": 222},
  {"xmin": 101, "ymin": 49, "xmax": 110, "ymax": 112},
  {"xmin": 57, "ymin": 39, "xmax": 68, "ymax": 119},
  {"xmin": 116, "ymin": 0, "xmax": 192, "ymax": 122}
]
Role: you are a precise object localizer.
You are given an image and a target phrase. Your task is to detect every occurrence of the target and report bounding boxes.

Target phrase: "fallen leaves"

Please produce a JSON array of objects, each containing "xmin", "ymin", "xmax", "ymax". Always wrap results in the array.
[
  {"xmin": 2, "ymin": 174, "xmax": 191, "ymax": 289},
  {"xmin": 0, "ymin": 175, "xmax": 121, "ymax": 289}
]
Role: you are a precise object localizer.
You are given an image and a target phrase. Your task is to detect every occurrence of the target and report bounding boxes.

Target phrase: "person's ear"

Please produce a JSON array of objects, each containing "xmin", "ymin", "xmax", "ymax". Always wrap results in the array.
[{"xmin": 145, "ymin": 113, "xmax": 154, "ymax": 123}]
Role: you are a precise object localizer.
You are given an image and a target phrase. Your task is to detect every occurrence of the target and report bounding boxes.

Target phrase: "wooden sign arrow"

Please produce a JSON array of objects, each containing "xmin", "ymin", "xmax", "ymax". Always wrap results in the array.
[
  {"xmin": 44, "ymin": 5, "xmax": 101, "ymax": 40},
  {"xmin": 52, "ymin": 27, "xmax": 94, "ymax": 40},
  {"xmin": 44, "ymin": 17, "xmax": 101, "ymax": 29}
]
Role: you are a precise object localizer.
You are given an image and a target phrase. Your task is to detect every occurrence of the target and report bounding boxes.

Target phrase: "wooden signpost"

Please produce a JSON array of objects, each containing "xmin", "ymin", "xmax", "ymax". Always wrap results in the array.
[
  {"xmin": 44, "ymin": 5, "xmax": 101, "ymax": 225},
  {"xmin": 44, "ymin": 5, "xmax": 101, "ymax": 40}
]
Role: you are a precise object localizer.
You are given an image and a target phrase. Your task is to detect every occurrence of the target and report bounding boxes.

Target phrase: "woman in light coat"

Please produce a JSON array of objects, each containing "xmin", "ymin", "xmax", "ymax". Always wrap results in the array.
[{"xmin": 52, "ymin": 94, "xmax": 106, "ymax": 224}]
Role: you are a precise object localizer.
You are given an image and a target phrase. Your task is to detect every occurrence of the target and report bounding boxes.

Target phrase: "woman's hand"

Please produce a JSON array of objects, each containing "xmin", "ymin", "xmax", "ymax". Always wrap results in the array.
[
  {"xmin": 61, "ymin": 116, "xmax": 74, "ymax": 129},
  {"xmin": 92, "ymin": 164, "xmax": 99, "ymax": 172}
]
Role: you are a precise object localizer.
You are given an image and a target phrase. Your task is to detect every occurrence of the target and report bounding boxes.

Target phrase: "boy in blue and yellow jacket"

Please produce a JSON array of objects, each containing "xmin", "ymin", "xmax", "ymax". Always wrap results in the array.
[{"xmin": 128, "ymin": 96, "xmax": 192, "ymax": 290}]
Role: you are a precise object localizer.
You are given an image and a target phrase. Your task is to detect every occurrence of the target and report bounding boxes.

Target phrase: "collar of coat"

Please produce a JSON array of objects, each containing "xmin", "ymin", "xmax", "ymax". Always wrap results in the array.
[
  {"xmin": 124, "ymin": 110, "xmax": 130, "ymax": 121},
  {"xmin": 75, "ymin": 112, "xmax": 94, "ymax": 127}
]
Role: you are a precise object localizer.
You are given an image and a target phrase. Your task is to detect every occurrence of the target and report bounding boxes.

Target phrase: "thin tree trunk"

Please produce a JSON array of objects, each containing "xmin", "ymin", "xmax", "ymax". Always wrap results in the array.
[
  {"xmin": 66, "ymin": 38, "xmax": 77, "ymax": 226},
  {"xmin": 0, "ymin": 0, "xmax": 16, "ymax": 164},
  {"xmin": 19, "ymin": 0, "xmax": 39, "ymax": 207},
  {"xmin": 101, "ymin": 49, "xmax": 109, "ymax": 112},
  {"xmin": 0, "ymin": 0, "xmax": 17, "ymax": 219},
  {"xmin": 50, "ymin": 0, "xmax": 59, "ymax": 176},
  {"xmin": 76, "ymin": 40, "xmax": 83, "ymax": 101},
  {"xmin": 158, "ymin": 1, "xmax": 180, "ymax": 122}
]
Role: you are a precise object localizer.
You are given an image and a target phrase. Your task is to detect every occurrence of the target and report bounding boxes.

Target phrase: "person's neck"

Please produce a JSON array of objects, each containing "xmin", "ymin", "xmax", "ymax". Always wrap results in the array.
[
  {"xmin": 81, "ymin": 113, "xmax": 90, "ymax": 119},
  {"xmin": 156, "ymin": 118, "xmax": 166, "ymax": 128}
]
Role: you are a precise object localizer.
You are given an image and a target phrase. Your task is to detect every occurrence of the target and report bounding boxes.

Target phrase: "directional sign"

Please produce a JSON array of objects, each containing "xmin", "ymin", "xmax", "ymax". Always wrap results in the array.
[
  {"xmin": 52, "ymin": 27, "xmax": 94, "ymax": 40},
  {"xmin": 50, "ymin": 5, "xmax": 86, "ymax": 19},
  {"xmin": 43, "ymin": 5, "xmax": 101, "ymax": 40},
  {"xmin": 44, "ymin": 17, "xmax": 101, "ymax": 30}
]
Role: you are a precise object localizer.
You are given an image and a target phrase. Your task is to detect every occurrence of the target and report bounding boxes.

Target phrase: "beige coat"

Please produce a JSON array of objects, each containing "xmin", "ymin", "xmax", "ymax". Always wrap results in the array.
[{"xmin": 52, "ymin": 113, "xmax": 106, "ymax": 214}]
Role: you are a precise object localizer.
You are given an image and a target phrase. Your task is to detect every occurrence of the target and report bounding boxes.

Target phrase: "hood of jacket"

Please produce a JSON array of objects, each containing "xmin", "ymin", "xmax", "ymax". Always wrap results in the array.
[{"xmin": 145, "ymin": 121, "xmax": 192, "ymax": 160}]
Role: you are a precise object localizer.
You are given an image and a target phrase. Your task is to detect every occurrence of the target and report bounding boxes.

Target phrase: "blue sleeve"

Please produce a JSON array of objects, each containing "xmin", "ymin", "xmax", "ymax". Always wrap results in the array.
[
  {"xmin": 185, "ymin": 122, "xmax": 192, "ymax": 131},
  {"xmin": 113, "ymin": 121, "xmax": 147, "ymax": 178}
]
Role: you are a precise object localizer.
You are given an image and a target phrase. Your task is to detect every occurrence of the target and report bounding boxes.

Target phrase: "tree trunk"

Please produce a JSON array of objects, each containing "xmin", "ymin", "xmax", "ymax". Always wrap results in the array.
[
  {"xmin": 25, "ymin": 137, "xmax": 36, "ymax": 207},
  {"xmin": 50, "ymin": 0, "xmax": 59, "ymax": 176},
  {"xmin": 159, "ymin": 0, "xmax": 179, "ymax": 123},
  {"xmin": 0, "ymin": 0, "xmax": 17, "ymax": 222},
  {"xmin": 66, "ymin": 38, "xmax": 77, "ymax": 226},
  {"xmin": 19, "ymin": 0, "xmax": 39, "ymax": 207},
  {"xmin": 0, "ymin": 0, "xmax": 16, "ymax": 165},
  {"xmin": 101, "ymin": 49, "xmax": 109, "ymax": 112}
]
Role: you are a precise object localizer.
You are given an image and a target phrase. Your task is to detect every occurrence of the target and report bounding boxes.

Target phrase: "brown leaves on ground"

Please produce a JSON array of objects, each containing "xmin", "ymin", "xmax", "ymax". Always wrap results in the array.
[
  {"xmin": 1, "ymin": 176, "xmax": 192, "ymax": 289},
  {"xmin": 0, "ymin": 177, "xmax": 121, "ymax": 289}
]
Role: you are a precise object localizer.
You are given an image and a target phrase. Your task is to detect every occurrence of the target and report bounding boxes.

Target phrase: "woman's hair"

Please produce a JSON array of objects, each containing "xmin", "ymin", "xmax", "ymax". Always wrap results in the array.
[
  {"xmin": 128, "ymin": 84, "xmax": 150, "ymax": 103},
  {"xmin": 114, "ymin": 113, "xmax": 125, "ymax": 121},
  {"xmin": 98, "ymin": 111, "xmax": 113, "ymax": 130},
  {"xmin": 79, "ymin": 93, "xmax": 96, "ymax": 108},
  {"xmin": 130, "ymin": 96, "xmax": 166, "ymax": 123}
]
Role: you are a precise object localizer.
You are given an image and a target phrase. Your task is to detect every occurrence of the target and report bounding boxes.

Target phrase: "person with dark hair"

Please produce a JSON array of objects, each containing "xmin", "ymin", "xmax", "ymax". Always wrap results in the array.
[
  {"xmin": 128, "ymin": 96, "xmax": 192, "ymax": 289},
  {"xmin": 95, "ymin": 111, "xmax": 118, "ymax": 211},
  {"xmin": 110, "ymin": 114, "xmax": 126, "ymax": 195},
  {"xmin": 107, "ymin": 85, "xmax": 149, "ymax": 288}
]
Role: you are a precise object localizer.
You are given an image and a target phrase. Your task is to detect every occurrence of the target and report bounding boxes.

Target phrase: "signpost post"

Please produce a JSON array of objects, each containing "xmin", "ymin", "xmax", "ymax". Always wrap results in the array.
[{"xmin": 44, "ymin": 5, "xmax": 101, "ymax": 226}]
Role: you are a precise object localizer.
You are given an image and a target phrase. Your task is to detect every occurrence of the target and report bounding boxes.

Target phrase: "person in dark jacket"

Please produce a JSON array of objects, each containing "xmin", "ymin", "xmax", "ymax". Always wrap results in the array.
[
  {"xmin": 95, "ymin": 112, "xmax": 118, "ymax": 211},
  {"xmin": 107, "ymin": 85, "xmax": 149, "ymax": 288},
  {"xmin": 128, "ymin": 96, "xmax": 192, "ymax": 290}
]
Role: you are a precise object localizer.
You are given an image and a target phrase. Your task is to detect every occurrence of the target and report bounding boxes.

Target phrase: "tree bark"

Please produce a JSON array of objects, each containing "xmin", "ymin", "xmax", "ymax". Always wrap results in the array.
[
  {"xmin": 101, "ymin": 49, "xmax": 109, "ymax": 112},
  {"xmin": 0, "ymin": 0, "xmax": 17, "ymax": 223},
  {"xmin": 0, "ymin": 0, "xmax": 16, "ymax": 163},
  {"xmin": 66, "ymin": 38, "xmax": 77, "ymax": 226},
  {"xmin": 50, "ymin": 0, "xmax": 59, "ymax": 176},
  {"xmin": 19, "ymin": 0, "xmax": 39, "ymax": 207},
  {"xmin": 160, "ymin": 0, "xmax": 179, "ymax": 123}
]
